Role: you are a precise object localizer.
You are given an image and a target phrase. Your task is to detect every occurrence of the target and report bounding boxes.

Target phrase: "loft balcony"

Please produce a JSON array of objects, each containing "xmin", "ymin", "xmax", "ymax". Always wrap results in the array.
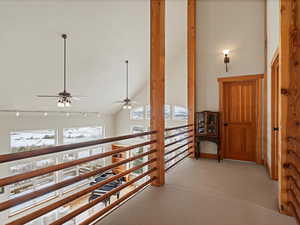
[{"xmin": 0, "ymin": 0, "xmax": 300, "ymax": 225}]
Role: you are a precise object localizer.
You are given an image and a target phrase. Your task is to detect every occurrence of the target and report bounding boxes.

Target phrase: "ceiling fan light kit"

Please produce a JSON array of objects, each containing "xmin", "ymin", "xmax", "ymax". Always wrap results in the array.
[
  {"xmin": 37, "ymin": 34, "xmax": 86, "ymax": 107},
  {"xmin": 122, "ymin": 103, "xmax": 132, "ymax": 110}
]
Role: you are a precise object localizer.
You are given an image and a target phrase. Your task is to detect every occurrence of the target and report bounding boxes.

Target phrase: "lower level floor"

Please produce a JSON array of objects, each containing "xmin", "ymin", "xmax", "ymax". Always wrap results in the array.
[{"xmin": 97, "ymin": 158, "xmax": 296, "ymax": 225}]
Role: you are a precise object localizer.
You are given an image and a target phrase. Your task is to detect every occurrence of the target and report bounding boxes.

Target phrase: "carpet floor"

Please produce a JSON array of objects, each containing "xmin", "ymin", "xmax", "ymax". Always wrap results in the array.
[{"xmin": 96, "ymin": 158, "xmax": 296, "ymax": 225}]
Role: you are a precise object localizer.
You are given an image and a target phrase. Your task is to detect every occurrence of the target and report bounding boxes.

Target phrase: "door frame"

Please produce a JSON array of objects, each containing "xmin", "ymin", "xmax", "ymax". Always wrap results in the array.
[
  {"xmin": 271, "ymin": 52, "xmax": 280, "ymax": 180},
  {"xmin": 218, "ymin": 74, "xmax": 264, "ymax": 164}
]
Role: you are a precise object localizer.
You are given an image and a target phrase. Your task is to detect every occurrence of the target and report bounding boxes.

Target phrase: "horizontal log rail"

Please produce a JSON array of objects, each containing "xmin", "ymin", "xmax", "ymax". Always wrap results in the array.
[
  {"xmin": 288, "ymin": 136, "xmax": 300, "ymax": 147},
  {"xmin": 7, "ymin": 158, "xmax": 157, "ymax": 225},
  {"xmin": 288, "ymin": 201, "xmax": 300, "ymax": 225},
  {"xmin": 1, "ymin": 125, "xmax": 197, "ymax": 225},
  {"xmin": 285, "ymin": 163, "xmax": 300, "ymax": 178},
  {"xmin": 49, "ymin": 168, "xmax": 157, "ymax": 225},
  {"xmin": 0, "ymin": 140, "xmax": 156, "ymax": 187},
  {"xmin": 165, "ymin": 129, "xmax": 193, "ymax": 140},
  {"xmin": 165, "ymin": 146, "xmax": 192, "ymax": 164},
  {"xmin": 79, "ymin": 177, "xmax": 156, "ymax": 225},
  {"xmin": 288, "ymin": 149, "xmax": 300, "ymax": 163},
  {"xmin": 288, "ymin": 176, "xmax": 300, "ymax": 200},
  {"xmin": 288, "ymin": 189, "xmax": 300, "ymax": 214},
  {"xmin": 0, "ymin": 149, "xmax": 157, "ymax": 212},
  {"xmin": 165, "ymin": 152, "xmax": 192, "ymax": 172},
  {"xmin": 165, "ymin": 135, "xmax": 193, "ymax": 148},
  {"xmin": 0, "ymin": 130, "xmax": 156, "ymax": 163},
  {"xmin": 165, "ymin": 124, "xmax": 194, "ymax": 131},
  {"xmin": 165, "ymin": 141, "xmax": 193, "ymax": 156}
]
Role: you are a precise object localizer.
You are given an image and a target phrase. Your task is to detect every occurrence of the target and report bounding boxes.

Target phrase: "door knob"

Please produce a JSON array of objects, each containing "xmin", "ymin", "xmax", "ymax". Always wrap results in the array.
[
  {"xmin": 273, "ymin": 127, "xmax": 279, "ymax": 131},
  {"xmin": 224, "ymin": 123, "xmax": 229, "ymax": 126}
]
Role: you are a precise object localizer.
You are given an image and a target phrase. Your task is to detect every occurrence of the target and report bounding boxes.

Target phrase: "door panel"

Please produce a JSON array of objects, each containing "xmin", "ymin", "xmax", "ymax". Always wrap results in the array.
[
  {"xmin": 223, "ymin": 80, "xmax": 257, "ymax": 161},
  {"xmin": 271, "ymin": 56, "xmax": 279, "ymax": 180}
]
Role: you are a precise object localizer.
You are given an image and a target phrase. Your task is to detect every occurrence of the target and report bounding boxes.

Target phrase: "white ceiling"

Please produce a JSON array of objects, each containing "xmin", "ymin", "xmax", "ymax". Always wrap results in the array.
[
  {"xmin": 0, "ymin": 0, "xmax": 150, "ymax": 114},
  {"xmin": 0, "ymin": 0, "xmax": 187, "ymax": 115}
]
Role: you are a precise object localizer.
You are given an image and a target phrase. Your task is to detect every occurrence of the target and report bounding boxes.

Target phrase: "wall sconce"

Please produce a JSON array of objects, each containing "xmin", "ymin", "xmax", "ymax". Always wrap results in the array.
[{"xmin": 223, "ymin": 50, "xmax": 230, "ymax": 72}]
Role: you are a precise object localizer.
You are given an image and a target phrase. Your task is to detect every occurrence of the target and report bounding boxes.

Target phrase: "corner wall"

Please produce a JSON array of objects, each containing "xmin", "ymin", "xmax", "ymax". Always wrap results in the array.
[
  {"xmin": 196, "ymin": 0, "xmax": 265, "ymax": 154},
  {"xmin": 266, "ymin": 0, "xmax": 280, "ymax": 168}
]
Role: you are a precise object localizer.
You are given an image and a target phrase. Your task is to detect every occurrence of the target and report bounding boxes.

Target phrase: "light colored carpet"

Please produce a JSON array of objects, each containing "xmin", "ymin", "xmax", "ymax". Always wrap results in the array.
[{"xmin": 96, "ymin": 159, "xmax": 296, "ymax": 225}]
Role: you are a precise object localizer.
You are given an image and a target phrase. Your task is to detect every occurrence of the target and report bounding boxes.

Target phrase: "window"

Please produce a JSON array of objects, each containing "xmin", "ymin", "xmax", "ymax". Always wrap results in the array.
[
  {"xmin": 10, "ymin": 129, "xmax": 56, "ymax": 153},
  {"xmin": 9, "ymin": 157, "xmax": 57, "ymax": 215},
  {"xmin": 129, "ymin": 146, "xmax": 150, "ymax": 186},
  {"xmin": 164, "ymin": 105, "xmax": 171, "ymax": 120},
  {"xmin": 63, "ymin": 126, "xmax": 104, "ymax": 144},
  {"xmin": 145, "ymin": 104, "xmax": 170, "ymax": 120},
  {"xmin": 130, "ymin": 147, "xmax": 146, "ymax": 175},
  {"xmin": 145, "ymin": 105, "xmax": 151, "ymax": 120},
  {"xmin": 173, "ymin": 105, "xmax": 188, "ymax": 120},
  {"xmin": 130, "ymin": 106, "xmax": 145, "ymax": 120},
  {"xmin": 9, "ymin": 130, "xmax": 57, "ymax": 215},
  {"xmin": 131, "ymin": 125, "xmax": 145, "ymax": 140},
  {"xmin": 62, "ymin": 126, "xmax": 105, "ymax": 193}
]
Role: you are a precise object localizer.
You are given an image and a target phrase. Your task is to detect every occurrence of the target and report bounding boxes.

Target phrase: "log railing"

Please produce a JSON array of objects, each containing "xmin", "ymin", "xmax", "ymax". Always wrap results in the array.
[
  {"xmin": 164, "ymin": 124, "xmax": 194, "ymax": 171},
  {"xmin": 0, "ymin": 131, "xmax": 158, "ymax": 225},
  {"xmin": 0, "ymin": 125, "xmax": 195, "ymax": 225},
  {"xmin": 285, "ymin": 137, "xmax": 300, "ymax": 223}
]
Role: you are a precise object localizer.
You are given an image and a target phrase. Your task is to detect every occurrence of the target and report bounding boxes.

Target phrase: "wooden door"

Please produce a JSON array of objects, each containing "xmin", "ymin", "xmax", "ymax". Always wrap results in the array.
[
  {"xmin": 221, "ymin": 77, "xmax": 260, "ymax": 162},
  {"xmin": 271, "ymin": 55, "xmax": 279, "ymax": 180}
]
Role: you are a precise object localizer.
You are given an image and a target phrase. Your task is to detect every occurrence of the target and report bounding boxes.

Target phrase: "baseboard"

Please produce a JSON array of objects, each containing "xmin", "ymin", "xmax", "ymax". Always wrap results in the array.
[{"xmin": 199, "ymin": 153, "xmax": 218, "ymax": 159}]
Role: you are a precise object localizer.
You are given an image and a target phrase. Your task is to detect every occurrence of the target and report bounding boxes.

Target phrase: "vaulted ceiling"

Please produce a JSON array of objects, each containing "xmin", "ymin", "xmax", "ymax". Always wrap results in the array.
[
  {"xmin": 0, "ymin": 0, "xmax": 150, "ymax": 114},
  {"xmin": 0, "ymin": 0, "xmax": 187, "ymax": 114}
]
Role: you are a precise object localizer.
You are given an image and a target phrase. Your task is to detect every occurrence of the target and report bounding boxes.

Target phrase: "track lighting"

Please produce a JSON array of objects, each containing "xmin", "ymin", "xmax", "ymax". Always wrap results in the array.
[{"xmin": 0, "ymin": 110, "xmax": 101, "ymax": 117}]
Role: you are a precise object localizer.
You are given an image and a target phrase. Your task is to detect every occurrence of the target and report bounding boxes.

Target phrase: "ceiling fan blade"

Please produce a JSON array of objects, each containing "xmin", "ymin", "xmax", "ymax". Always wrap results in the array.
[
  {"xmin": 37, "ymin": 95, "xmax": 59, "ymax": 98},
  {"xmin": 71, "ymin": 97, "xmax": 82, "ymax": 101},
  {"xmin": 114, "ymin": 100, "xmax": 125, "ymax": 104},
  {"xmin": 71, "ymin": 95, "xmax": 88, "ymax": 101},
  {"xmin": 71, "ymin": 95, "xmax": 88, "ymax": 98}
]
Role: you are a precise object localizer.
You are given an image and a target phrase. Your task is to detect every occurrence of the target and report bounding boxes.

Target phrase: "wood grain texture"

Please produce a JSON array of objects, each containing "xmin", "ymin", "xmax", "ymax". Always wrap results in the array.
[
  {"xmin": 188, "ymin": 0, "xmax": 196, "ymax": 157},
  {"xmin": 0, "ymin": 150, "xmax": 157, "ymax": 212},
  {"xmin": 7, "ymin": 159, "xmax": 157, "ymax": 225},
  {"xmin": 257, "ymin": 78, "xmax": 263, "ymax": 164},
  {"xmin": 150, "ymin": 0, "xmax": 165, "ymax": 186},
  {"xmin": 0, "ymin": 140, "xmax": 155, "ymax": 187},
  {"xmin": 263, "ymin": 0, "xmax": 268, "ymax": 167},
  {"xmin": 0, "ymin": 131, "xmax": 156, "ymax": 163},
  {"xmin": 271, "ymin": 54, "xmax": 280, "ymax": 180},
  {"xmin": 199, "ymin": 153, "xmax": 218, "ymax": 159},
  {"xmin": 219, "ymin": 75, "xmax": 263, "ymax": 163},
  {"xmin": 279, "ymin": 0, "xmax": 297, "ymax": 216},
  {"xmin": 50, "ymin": 168, "xmax": 157, "ymax": 225}
]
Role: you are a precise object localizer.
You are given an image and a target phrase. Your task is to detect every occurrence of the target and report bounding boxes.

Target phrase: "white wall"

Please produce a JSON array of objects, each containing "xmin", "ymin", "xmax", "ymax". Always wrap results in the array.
[
  {"xmin": 266, "ymin": 0, "xmax": 280, "ymax": 166},
  {"xmin": 196, "ymin": 0, "xmax": 265, "ymax": 154},
  {"xmin": 114, "ymin": 0, "xmax": 188, "ymax": 138}
]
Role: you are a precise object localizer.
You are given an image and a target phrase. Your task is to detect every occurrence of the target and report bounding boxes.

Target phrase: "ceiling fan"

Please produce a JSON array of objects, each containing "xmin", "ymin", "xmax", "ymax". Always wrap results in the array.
[
  {"xmin": 115, "ymin": 60, "xmax": 137, "ymax": 109},
  {"xmin": 37, "ymin": 34, "xmax": 86, "ymax": 107}
]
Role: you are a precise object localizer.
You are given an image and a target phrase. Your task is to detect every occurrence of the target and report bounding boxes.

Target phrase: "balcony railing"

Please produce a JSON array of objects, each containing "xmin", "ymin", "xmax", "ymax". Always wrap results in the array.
[
  {"xmin": 164, "ymin": 124, "xmax": 194, "ymax": 171},
  {"xmin": 0, "ymin": 124, "xmax": 194, "ymax": 225}
]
